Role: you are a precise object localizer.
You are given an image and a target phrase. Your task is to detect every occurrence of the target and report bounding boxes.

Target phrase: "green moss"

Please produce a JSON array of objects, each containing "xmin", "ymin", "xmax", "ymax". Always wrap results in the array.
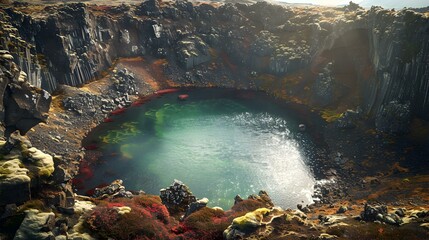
[
  {"xmin": 321, "ymin": 109, "xmax": 343, "ymax": 123},
  {"xmin": 100, "ymin": 122, "xmax": 141, "ymax": 144},
  {"xmin": 232, "ymin": 208, "xmax": 270, "ymax": 231}
]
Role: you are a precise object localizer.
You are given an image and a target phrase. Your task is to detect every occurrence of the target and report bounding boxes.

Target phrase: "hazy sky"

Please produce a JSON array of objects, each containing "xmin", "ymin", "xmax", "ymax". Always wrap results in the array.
[
  {"xmin": 279, "ymin": 0, "xmax": 429, "ymax": 8},
  {"xmin": 280, "ymin": 0, "xmax": 352, "ymax": 5}
]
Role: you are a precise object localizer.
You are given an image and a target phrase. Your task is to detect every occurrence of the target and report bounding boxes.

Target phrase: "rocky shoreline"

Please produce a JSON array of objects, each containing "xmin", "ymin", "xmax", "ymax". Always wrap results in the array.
[{"xmin": 0, "ymin": 0, "xmax": 428, "ymax": 239}]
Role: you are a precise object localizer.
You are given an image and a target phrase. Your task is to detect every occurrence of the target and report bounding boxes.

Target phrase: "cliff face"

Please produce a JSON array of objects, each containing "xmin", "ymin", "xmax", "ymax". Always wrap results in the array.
[{"xmin": 1, "ymin": 1, "xmax": 428, "ymax": 120}]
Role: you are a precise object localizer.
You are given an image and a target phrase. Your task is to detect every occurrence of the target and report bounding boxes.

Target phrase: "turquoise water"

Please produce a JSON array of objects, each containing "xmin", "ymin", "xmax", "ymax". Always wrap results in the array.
[{"xmin": 80, "ymin": 89, "xmax": 316, "ymax": 209}]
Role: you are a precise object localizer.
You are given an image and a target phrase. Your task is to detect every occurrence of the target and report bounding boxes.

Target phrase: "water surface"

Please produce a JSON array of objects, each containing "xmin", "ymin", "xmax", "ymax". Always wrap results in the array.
[{"xmin": 80, "ymin": 88, "xmax": 317, "ymax": 209}]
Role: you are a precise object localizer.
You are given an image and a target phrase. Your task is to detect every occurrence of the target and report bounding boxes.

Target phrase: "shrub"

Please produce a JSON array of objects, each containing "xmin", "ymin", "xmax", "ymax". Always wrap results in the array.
[
  {"xmin": 85, "ymin": 196, "xmax": 176, "ymax": 240},
  {"xmin": 183, "ymin": 207, "xmax": 230, "ymax": 239}
]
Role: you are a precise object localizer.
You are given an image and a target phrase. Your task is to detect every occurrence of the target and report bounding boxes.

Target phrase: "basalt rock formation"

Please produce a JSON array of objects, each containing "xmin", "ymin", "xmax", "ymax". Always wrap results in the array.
[
  {"xmin": 0, "ymin": 1, "xmax": 427, "ymax": 128},
  {"xmin": 0, "ymin": 51, "xmax": 51, "ymax": 140}
]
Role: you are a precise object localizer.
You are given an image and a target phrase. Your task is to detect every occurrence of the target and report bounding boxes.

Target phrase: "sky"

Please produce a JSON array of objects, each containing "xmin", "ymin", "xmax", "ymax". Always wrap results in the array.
[{"xmin": 278, "ymin": 0, "xmax": 429, "ymax": 8}]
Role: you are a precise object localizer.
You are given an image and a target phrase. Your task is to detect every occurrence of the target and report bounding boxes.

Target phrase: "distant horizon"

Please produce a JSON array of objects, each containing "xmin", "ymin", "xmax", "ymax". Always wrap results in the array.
[{"xmin": 277, "ymin": 0, "xmax": 429, "ymax": 9}]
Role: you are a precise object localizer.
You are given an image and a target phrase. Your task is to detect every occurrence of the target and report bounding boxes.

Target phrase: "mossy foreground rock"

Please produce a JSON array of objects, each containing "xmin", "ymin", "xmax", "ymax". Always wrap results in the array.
[
  {"xmin": 13, "ymin": 209, "xmax": 55, "ymax": 240},
  {"xmin": 0, "ymin": 140, "xmax": 54, "ymax": 205},
  {"xmin": 224, "ymin": 207, "xmax": 284, "ymax": 239},
  {"xmin": 231, "ymin": 208, "xmax": 271, "ymax": 230}
]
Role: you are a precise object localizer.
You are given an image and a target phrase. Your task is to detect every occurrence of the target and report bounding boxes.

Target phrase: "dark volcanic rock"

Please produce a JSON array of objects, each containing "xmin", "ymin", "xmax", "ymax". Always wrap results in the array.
[
  {"xmin": 313, "ymin": 62, "xmax": 335, "ymax": 107},
  {"xmin": 360, "ymin": 203, "xmax": 388, "ymax": 221},
  {"xmin": 335, "ymin": 109, "xmax": 361, "ymax": 129},
  {"xmin": 160, "ymin": 179, "xmax": 197, "ymax": 213},
  {"xmin": 92, "ymin": 179, "xmax": 133, "ymax": 199},
  {"xmin": 0, "ymin": 51, "xmax": 51, "ymax": 139},
  {"xmin": 375, "ymin": 101, "xmax": 411, "ymax": 134},
  {"xmin": 182, "ymin": 197, "xmax": 209, "ymax": 220},
  {"xmin": 360, "ymin": 203, "xmax": 403, "ymax": 225},
  {"xmin": 177, "ymin": 36, "xmax": 211, "ymax": 70}
]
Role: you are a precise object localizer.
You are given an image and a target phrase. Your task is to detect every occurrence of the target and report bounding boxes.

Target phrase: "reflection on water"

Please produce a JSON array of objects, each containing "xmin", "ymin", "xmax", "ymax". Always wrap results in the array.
[{"xmin": 80, "ymin": 89, "xmax": 317, "ymax": 209}]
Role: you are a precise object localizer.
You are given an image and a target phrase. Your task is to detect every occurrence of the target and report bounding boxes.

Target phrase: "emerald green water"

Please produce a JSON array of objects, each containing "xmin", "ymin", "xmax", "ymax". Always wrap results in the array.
[{"xmin": 80, "ymin": 89, "xmax": 317, "ymax": 209}]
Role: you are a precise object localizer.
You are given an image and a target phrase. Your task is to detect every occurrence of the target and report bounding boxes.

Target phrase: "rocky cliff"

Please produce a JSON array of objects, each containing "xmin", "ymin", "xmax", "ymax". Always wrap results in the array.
[{"xmin": 1, "ymin": 1, "xmax": 428, "ymax": 124}]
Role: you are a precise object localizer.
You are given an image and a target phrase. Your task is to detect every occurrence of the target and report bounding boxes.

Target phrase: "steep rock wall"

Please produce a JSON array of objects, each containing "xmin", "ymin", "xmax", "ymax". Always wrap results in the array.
[{"xmin": 0, "ymin": 1, "xmax": 428, "ymax": 120}]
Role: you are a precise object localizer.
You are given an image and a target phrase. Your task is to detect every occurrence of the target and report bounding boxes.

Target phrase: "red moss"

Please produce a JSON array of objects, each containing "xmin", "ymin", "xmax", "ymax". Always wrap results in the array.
[
  {"xmin": 79, "ymin": 163, "xmax": 93, "ymax": 180},
  {"xmin": 178, "ymin": 94, "xmax": 189, "ymax": 100},
  {"xmin": 110, "ymin": 108, "xmax": 126, "ymax": 115},
  {"xmin": 103, "ymin": 118, "xmax": 114, "ymax": 123},
  {"xmin": 71, "ymin": 178, "xmax": 84, "ymax": 190},
  {"xmin": 155, "ymin": 88, "xmax": 179, "ymax": 95},
  {"xmin": 84, "ymin": 144, "xmax": 98, "ymax": 150},
  {"xmin": 182, "ymin": 207, "xmax": 230, "ymax": 239},
  {"xmin": 106, "ymin": 202, "xmax": 125, "ymax": 208},
  {"xmin": 85, "ymin": 197, "xmax": 177, "ymax": 240}
]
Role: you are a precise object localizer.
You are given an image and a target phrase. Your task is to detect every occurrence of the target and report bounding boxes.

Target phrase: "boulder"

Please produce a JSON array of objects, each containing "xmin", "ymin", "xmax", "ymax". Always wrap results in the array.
[
  {"xmin": 160, "ymin": 179, "xmax": 197, "ymax": 213},
  {"xmin": 13, "ymin": 209, "xmax": 55, "ymax": 240},
  {"xmin": 0, "ymin": 158, "xmax": 31, "ymax": 205},
  {"xmin": 224, "ymin": 207, "xmax": 284, "ymax": 239},
  {"xmin": 360, "ymin": 203, "xmax": 387, "ymax": 221},
  {"xmin": 22, "ymin": 147, "xmax": 54, "ymax": 177},
  {"xmin": 0, "ymin": 54, "xmax": 51, "ymax": 139},
  {"xmin": 0, "ymin": 139, "xmax": 55, "ymax": 205},
  {"xmin": 360, "ymin": 203, "xmax": 402, "ymax": 225},
  {"xmin": 92, "ymin": 179, "xmax": 133, "ymax": 199},
  {"xmin": 183, "ymin": 197, "xmax": 208, "ymax": 219},
  {"xmin": 231, "ymin": 208, "xmax": 271, "ymax": 230}
]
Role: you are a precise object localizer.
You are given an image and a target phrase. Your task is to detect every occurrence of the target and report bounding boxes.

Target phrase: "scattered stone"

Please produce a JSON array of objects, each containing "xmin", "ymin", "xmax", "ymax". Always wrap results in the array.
[
  {"xmin": 93, "ymin": 179, "xmax": 133, "ymax": 199},
  {"xmin": 360, "ymin": 203, "xmax": 402, "ymax": 225},
  {"xmin": 319, "ymin": 233, "xmax": 338, "ymax": 239},
  {"xmin": 420, "ymin": 223, "xmax": 429, "ymax": 231},
  {"xmin": 360, "ymin": 203, "xmax": 387, "ymax": 222},
  {"xmin": 395, "ymin": 208, "xmax": 406, "ymax": 217},
  {"xmin": 337, "ymin": 205, "xmax": 348, "ymax": 214}
]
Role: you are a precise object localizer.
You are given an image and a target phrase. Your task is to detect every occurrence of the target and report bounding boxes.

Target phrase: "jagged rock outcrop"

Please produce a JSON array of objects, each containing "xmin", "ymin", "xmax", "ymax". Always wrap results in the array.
[
  {"xmin": 0, "ymin": 1, "xmax": 428, "ymax": 126},
  {"xmin": 0, "ymin": 137, "xmax": 54, "ymax": 205},
  {"xmin": 177, "ymin": 36, "xmax": 210, "ymax": 70},
  {"xmin": 0, "ymin": 51, "xmax": 51, "ymax": 139},
  {"xmin": 160, "ymin": 179, "xmax": 197, "ymax": 213},
  {"xmin": 92, "ymin": 179, "xmax": 133, "ymax": 199},
  {"xmin": 223, "ymin": 207, "xmax": 285, "ymax": 239}
]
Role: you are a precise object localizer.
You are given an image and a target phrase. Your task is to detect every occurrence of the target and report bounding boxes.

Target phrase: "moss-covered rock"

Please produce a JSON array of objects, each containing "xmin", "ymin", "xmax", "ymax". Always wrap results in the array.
[
  {"xmin": 13, "ymin": 209, "xmax": 55, "ymax": 240},
  {"xmin": 231, "ymin": 208, "xmax": 271, "ymax": 231},
  {"xmin": 0, "ymin": 139, "xmax": 54, "ymax": 205}
]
